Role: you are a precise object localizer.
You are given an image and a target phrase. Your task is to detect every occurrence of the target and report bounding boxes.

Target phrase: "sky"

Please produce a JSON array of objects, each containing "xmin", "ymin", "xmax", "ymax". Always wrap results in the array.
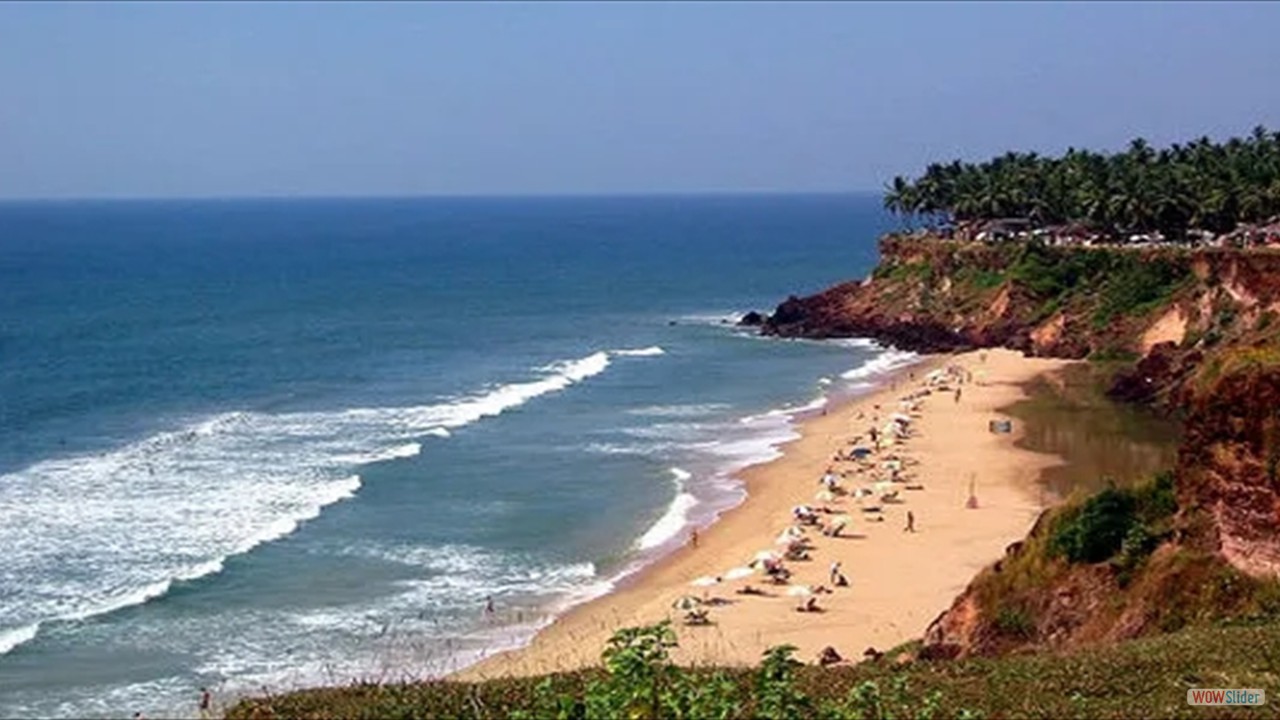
[{"xmin": 1, "ymin": 1, "xmax": 1278, "ymax": 200}]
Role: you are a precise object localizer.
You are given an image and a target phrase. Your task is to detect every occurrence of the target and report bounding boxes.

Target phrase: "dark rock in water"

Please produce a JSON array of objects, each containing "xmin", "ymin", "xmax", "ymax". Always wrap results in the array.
[
  {"xmin": 738, "ymin": 311, "xmax": 765, "ymax": 326},
  {"xmin": 668, "ymin": 320, "xmax": 677, "ymax": 326}
]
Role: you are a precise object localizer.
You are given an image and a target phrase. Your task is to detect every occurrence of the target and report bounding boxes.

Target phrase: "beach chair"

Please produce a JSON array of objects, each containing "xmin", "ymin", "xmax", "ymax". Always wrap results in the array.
[{"xmin": 683, "ymin": 608, "xmax": 711, "ymax": 626}]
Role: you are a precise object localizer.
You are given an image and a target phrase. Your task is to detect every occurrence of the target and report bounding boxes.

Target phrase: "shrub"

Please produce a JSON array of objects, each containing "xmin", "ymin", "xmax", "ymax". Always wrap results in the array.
[
  {"xmin": 1050, "ymin": 484, "xmax": 1137, "ymax": 563},
  {"xmin": 1091, "ymin": 256, "xmax": 1190, "ymax": 327},
  {"xmin": 1049, "ymin": 472, "xmax": 1179, "ymax": 567},
  {"xmin": 754, "ymin": 645, "xmax": 810, "ymax": 720},
  {"xmin": 833, "ymin": 675, "xmax": 944, "ymax": 720},
  {"xmin": 993, "ymin": 606, "xmax": 1036, "ymax": 640}
]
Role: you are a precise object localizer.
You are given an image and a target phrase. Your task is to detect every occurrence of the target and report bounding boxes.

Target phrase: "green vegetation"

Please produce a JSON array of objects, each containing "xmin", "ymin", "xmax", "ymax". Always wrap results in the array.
[
  {"xmin": 227, "ymin": 617, "xmax": 1280, "ymax": 720},
  {"xmin": 954, "ymin": 266, "xmax": 1006, "ymax": 291},
  {"xmin": 1091, "ymin": 257, "xmax": 1190, "ymax": 327},
  {"xmin": 229, "ymin": 623, "xmax": 961, "ymax": 720},
  {"xmin": 882, "ymin": 126, "xmax": 1280, "ymax": 238},
  {"xmin": 873, "ymin": 260, "xmax": 934, "ymax": 283},
  {"xmin": 1048, "ymin": 471, "xmax": 1177, "ymax": 567},
  {"xmin": 999, "ymin": 241, "xmax": 1192, "ymax": 327}
]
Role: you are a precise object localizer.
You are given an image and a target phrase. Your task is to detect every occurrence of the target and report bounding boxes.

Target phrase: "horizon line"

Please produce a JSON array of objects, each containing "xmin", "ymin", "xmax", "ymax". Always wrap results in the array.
[{"xmin": 0, "ymin": 189, "xmax": 882, "ymax": 204}]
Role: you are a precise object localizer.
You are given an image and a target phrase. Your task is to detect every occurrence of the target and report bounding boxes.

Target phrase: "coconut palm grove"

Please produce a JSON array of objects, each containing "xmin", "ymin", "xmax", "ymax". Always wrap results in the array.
[{"xmin": 883, "ymin": 126, "xmax": 1280, "ymax": 244}]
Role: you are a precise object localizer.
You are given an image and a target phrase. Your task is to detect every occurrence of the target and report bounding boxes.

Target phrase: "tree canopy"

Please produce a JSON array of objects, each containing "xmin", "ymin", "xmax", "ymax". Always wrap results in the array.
[{"xmin": 883, "ymin": 127, "xmax": 1280, "ymax": 239}]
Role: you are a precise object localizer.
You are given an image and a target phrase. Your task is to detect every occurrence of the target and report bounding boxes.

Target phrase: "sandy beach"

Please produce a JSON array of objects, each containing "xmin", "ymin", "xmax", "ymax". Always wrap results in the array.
[{"xmin": 459, "ymin": 348, "xmax": 1073, "ymax": 679}]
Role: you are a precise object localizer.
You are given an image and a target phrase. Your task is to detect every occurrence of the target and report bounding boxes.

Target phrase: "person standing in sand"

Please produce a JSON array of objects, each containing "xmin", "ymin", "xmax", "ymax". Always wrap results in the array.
[
  {"xmin": 829, "ymin": 560, "xmax": 842, "ymax": 585},
  {"xmin": 904, "ymin": 510, "xmax": 915, "ymax": 533},
  {"xmin": 689, "ymin": 528, "xmax": 699, "ymax": 548}
]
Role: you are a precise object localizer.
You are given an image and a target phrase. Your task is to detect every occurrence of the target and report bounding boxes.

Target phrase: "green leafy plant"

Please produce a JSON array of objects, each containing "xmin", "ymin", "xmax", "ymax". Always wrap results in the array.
[
  {"xmin": 1050, "ymin": 483, "xmax": 1137, "ymax": 563},
  {"xmin": 755, "ymin": 645, "xmax": 811, "ymax": 719}
]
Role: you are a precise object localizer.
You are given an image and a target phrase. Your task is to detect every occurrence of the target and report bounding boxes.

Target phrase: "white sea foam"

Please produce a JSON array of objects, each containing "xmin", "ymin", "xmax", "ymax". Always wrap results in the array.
[
  {"xmin": 0, "ymin": 623, "xmax": 40, "ymax": 655},
  {"xmin": 626, "ymin": 403, "xmax": 730, "ymax": 418},
  {"xmin": 829, "ymin": 337, "xmax": 878, "ymax": 349},
  {"xmin": 841, "ymin": 347, "xmax": 919, "ymax": 382},
  {"xmin": 635, "ymin": 468, "xmax": 698, "ymax": 551},
  {"xmin": 677, "ymin": 312, "xmax": 743, "ymax": 325},
  {"xmin": 739, "ymin": 395, "xmax": 828, "ymax": 424},
  {"xmin": 0, "ymin": 350, "xmax": 646, "ymax": 656},
  {"xmin": 612, "ymin": 346, "xmax": 665, "ymax": 357}
]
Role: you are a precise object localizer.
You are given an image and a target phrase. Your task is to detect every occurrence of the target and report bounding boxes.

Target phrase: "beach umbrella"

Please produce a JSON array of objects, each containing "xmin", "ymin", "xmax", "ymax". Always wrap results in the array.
[
  {"xmin": 815, "ymin": 489, "xmax": 836, "ymax": 502},
  {"xmin": 672, "ymin": 595, "xmax": 702, "ymax": 611},
  {"xmin": 829, "ymin": 515, "xmax": 853, "ymax": 529},
  {"xmin": 690, "ymin": 575, "xmax": 719, "ymax": 587},
  {"xmin": 786, "ymin": 585, "xmax": 813, "ymax": 597},
  {"xmin": 874, "ymin": 481, "xmax": 894, "ymax": 493},
  {"xmin": 724, "ymin": 566, "xmax": 754, "ymax": 580},
  {"xmin": 775, "ymin": 530, "xmax": 796, "ymax": 545}
]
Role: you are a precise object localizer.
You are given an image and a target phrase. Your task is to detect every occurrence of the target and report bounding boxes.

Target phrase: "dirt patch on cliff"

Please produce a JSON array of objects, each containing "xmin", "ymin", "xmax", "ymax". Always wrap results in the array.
[
  {"xmin": 1140, "ymin": 307, "xmax": 1187, "ymax": 354},
  {"xmin": 1030, "ymin": 313, "xmax": 1066, "ymax": 352}
]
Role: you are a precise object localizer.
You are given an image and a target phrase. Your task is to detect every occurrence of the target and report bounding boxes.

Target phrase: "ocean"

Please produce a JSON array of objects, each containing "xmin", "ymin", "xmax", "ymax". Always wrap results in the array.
[{"xmin": 0, "ymin": 194, "xmax": 913, "ymax": 718}]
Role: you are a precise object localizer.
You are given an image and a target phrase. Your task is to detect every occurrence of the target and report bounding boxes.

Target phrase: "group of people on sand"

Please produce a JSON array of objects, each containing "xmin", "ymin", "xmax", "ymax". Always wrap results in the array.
[{"xmin": 677, "ymin": 361, "xmax": 978, "ymax": 662}]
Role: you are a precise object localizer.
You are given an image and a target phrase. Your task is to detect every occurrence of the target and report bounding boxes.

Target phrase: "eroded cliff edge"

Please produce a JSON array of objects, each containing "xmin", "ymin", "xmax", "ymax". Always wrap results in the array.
[{"xmin": 760, "ymin": 236, "xmax": 1280, "ymax": 658}]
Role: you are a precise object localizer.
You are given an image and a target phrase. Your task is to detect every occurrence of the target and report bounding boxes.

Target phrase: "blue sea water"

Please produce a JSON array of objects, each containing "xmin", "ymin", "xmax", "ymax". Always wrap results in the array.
[{"xmin": 0, "ymin": 195, "xmax": 911, "ymax": 717}]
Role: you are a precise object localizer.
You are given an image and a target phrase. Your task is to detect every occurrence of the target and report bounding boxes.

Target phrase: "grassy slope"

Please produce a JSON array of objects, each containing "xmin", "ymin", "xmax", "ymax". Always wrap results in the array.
[{"xmin": 227, "ymin": 619, "xmax": 1280, "ymax": 719}]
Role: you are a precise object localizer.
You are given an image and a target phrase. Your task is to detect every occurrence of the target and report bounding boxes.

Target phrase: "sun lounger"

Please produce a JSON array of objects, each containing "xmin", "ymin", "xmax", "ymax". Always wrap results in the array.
[{"xmin": 683, "ymin": 609, "xmax": 711, "ymax": 625}]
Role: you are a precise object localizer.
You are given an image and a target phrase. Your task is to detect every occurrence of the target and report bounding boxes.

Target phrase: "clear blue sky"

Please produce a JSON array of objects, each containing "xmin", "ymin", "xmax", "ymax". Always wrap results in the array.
[{"xmin": 2, "ymin": 1, "xmax": 1278, "ymax": 199}]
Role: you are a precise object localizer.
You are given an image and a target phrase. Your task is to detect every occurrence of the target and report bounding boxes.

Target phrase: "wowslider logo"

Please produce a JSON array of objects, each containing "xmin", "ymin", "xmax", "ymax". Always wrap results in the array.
[{"xmin": 1187, "ymin": 688, "xmax": 1266, "ymax": 706}]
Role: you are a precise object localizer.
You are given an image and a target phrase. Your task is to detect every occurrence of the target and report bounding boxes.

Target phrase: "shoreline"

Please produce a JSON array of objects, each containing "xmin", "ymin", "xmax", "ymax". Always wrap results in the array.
[{"xmin": 456, "ymin": 348, "xmax": 1073, "ymax": 680}]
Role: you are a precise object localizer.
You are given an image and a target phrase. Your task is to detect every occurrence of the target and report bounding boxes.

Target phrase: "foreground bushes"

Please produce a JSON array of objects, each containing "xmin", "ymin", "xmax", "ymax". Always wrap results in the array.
[
  {"xmin": 228, "ymin": 617, "xmax": 1280, "ymax": 719},
  {"xmin": 508, "ymin": 623, "xmax": 948, "ymax": 720}
]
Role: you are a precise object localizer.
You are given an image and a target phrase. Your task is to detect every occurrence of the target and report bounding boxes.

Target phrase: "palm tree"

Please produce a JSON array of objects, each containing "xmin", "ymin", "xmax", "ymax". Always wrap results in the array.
[{"xmin": 881, "ymin": 127, "xmax": 1280, "ymax": 240}]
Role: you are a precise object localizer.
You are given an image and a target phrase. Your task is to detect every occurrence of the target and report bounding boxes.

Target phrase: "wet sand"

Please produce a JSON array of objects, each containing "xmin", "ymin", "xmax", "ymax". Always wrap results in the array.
[{"xmin": 457, "ymin": 349, "xmax": 1073, "ymax": 678}]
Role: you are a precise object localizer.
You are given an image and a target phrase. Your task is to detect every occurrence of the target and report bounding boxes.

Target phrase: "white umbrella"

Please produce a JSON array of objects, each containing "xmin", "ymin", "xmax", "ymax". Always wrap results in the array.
[
  {"xmin": 775, "ymin": 530, "xmax": 796, "ymax": 545},
  {"xmin": 815, "ymin": 489, "xmax": 836, "ymax": 502},
  {"xmin": 690, "ymin": 575, "xmax": 719, "ymax": 587},
  {"xmin": 874, "ymin": 481, "xmax": 895, "ymax": 493},
  {"xmin": 786, "ymin": 585, "xmax": 813, "ymax": 597},
  {"xmin": 724, "ymin": 566, "xmax": 755, "ymax": 580},
  {"xmin": 672, "ymin": 595, "xmax": 702, "ymax": 611}
]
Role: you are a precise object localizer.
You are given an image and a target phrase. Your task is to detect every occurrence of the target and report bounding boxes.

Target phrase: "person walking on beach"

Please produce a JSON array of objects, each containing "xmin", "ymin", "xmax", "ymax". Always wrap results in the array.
[
  {"xmin": 484, "ymin": 596, "xmax": 495, "ymax": 618},
  {"xmin": 904, "ymin": 510, "xmax": 916, "ymax": 533},
  {"xmin": 690, "ymin": 528, "xmax": 699, "ymax": 548},
  {"xmin": 954, "ymin": 387, "xmax": 962, "ymax": 404},
  {"xmin": 197, "ymin": 688, "xmax": 212, "ymax": 720},
  {"xmin": 829, "ymin": 561, "xmax": 842, "ymax": 585}
]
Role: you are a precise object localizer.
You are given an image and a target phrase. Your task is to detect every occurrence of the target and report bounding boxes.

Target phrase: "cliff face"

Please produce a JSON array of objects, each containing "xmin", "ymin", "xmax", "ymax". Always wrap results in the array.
[
  {"xmin": 1179, "ymin": 362, "xmax": 1280, "ymax": 577},
  {"xmin": 920, "ymin": 360, "xmax": 1280, "ymax": 660},
  {"xmin": 764, "ymin": 236, "xmax": 1280, "ymax": 410},
  {"xmin": 762, "ymin": 236, "xmax": 1280, "ymax": 659}
]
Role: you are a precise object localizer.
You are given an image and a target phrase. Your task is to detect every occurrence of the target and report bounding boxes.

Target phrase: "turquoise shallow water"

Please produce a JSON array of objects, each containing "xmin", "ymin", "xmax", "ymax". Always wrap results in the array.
[{"xmin": 0, "ymin": 195, "xmax": 907, "ymax": 717}]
